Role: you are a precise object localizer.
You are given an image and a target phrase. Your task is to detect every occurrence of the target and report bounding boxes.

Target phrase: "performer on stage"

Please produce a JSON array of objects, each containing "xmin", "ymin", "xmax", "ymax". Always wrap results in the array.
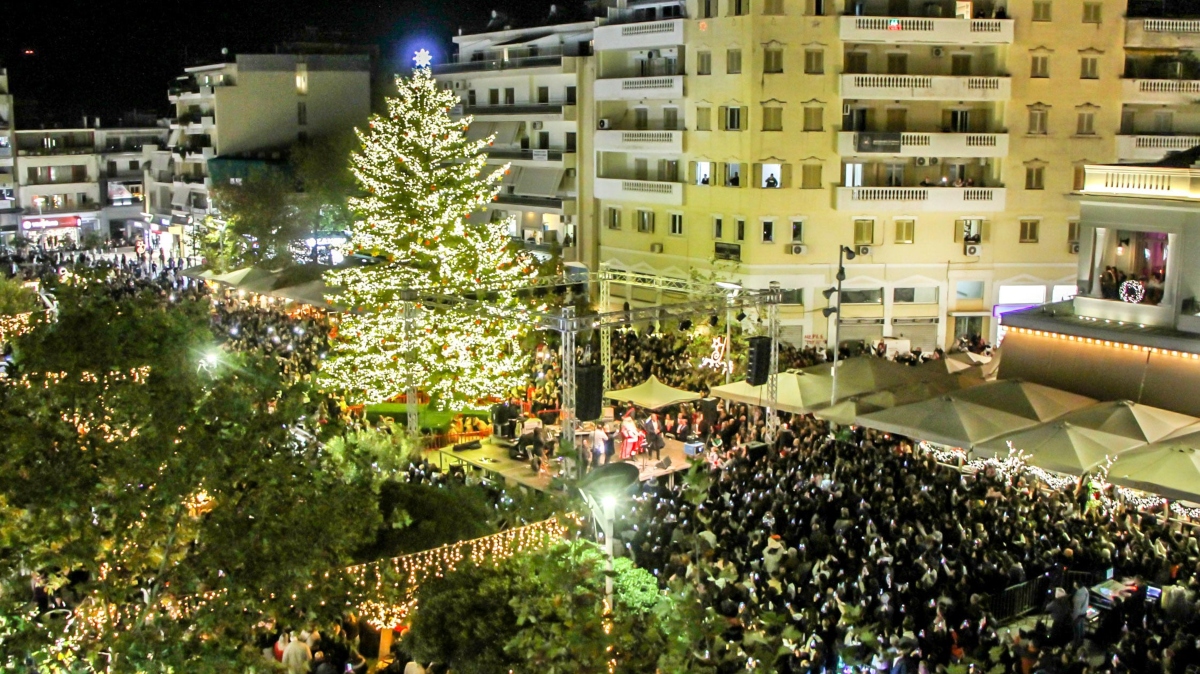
[{"xmin": 620, "ymin": 414, "xmax": 639, "ymax": 460}]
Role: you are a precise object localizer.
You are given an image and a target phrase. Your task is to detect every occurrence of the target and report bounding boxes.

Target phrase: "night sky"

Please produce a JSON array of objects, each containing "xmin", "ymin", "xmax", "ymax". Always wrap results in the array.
[{"xmin": 3, "ymin": 0, "xmax": 573, "ymax": 125}]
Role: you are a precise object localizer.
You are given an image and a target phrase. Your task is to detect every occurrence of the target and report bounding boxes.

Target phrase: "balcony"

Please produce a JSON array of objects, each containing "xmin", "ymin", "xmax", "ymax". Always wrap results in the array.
[
  {"xmin": 462, "ymin": 103, "xmax": 574, "ymax": 121},
  {"xmin": 1079, "ymin": 164, "xmax": 1200, "ymax": 199},
  {"xmin": 594, "ymin": 177, "xmax": 684, "ymax": 206},
  {"xmin": 486, "ymin": 148, "xmax": 570, "ymax": 165},
  {"xmin": 594, "ymin": 129, "xmax": 683, "ymax": 153},
  {"xmin": 839, "ymin": 16, "xmax": 1014, "ymax": 44},
  {"xmin": 841, "ymin": 74, "xmax": 1010, "ymax": 101},
  {"xmin": 835, "ymin": 186, "xmax": 1006, "ymax": 212},
  {"xmin": 837, "ymin": 131, "xmax": 1008, "ymax": 157},
  {"xmin": 0, "ymin": 147, "xmax": 11, "ymax": 158},
  {"xmin": 1121, "ymin": 79, "xmax": 1200, "ymax": 105},
  {"xmin": 1115, "ymin": 135, "xmax": 1200, "ymax": 162},
  {"xmin": 433, "ymin": 50, "xmax": 566, "ymax": 75},
  {"xmin": 594, "ymin": 19, "xmax": 684, "ymax": 51},
  {"xmin": 168, "ymin": 84, "xmax": 214, "ymax": 102},
  {"xmin": 594, "ymin": 75, "xmax": 684, "ymax": 101},
  {"xmin": 17, "ymin": 147, "xmax": 95, "ymax": 157},
  {"xmin": 1125, "ymin": 18, "xmax": 1200, "ymax": 49},
  {"xmin": 495, "ymin": 193, "xmax": 571, "ymax": 212}
]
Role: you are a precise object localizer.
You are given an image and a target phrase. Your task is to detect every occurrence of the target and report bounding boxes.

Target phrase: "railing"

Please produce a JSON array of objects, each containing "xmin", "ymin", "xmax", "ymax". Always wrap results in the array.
[
  {"xmin": 433, "ymin": 52, "xmax": 565, "ymax": 74},
  {"xmin": 486, "ymin": 148, "xmax": 566, "ymax": 161},
  {"xmin": 988, "ymin": 576, "xmax": 1050, "ymax": 623},
  {"xmin": 1138, "ymin": 79, "xmax": 1200, "ymax": 93},
  {"xmin": 623, "ymin": 76, "xmax": 678, "ymax": 91},
  {"xmin": 0, "ymin": 147, "xmax": 11, "ymax": 158},
  {"xmin": 851, "ymin": 187, "xmax": 929, "ymax": 201},
  {"xmin": 839, "ymin": 15, "xmax": 1013, "ymax": 43},
  {"xmin": 495, "ymin": 193, "xmax": 566, "ymax": 208},
  {"xmin": 1143, "ymin": 18, "xmax": 1200, "ymax": 32},
  {"xmin": 835, "ymin": 186, "xmax": 1005, "ymax": 211},
  {"xmin": 1134, "ymin": 135, "xmax": 1200, "ymax": 148},
  {"xmin": 17, "ymin": 147, "xmax": 95, "ymax": 157},
  {"xmin": 463, "ymin": 103, "xmax": 566, "ymax": 116},
  {"xmin": 622, "ymin": 180, "xmax": 676, "ymax": 195}
]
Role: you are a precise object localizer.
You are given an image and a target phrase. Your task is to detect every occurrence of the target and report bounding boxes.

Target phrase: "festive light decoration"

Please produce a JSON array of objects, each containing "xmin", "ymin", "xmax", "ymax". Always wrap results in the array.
[
  {"xmin": 0, "ymin": 311, "xmax": 38, "ymax": 345},
  {"xmin": 1006, "ymin": 326, "xmax": 1200, "ymax": 359},
  {"xmin": 413, "ymin": 49, "xmax": 433, "ymax": 68},
  {"xmin": 1119, "ymin": 279, "xmax": 1145, "ymax": 304},
  {"xmin": 700, "ymin": 336, "xmax": 733, "ymax": 374},
  {"xmin": 321, "ymin": 65, "xmax": 535, "ymax": 406},
  {"xmin": 347, "ymin": 515, "xmax": 574, "ymax": 629}
]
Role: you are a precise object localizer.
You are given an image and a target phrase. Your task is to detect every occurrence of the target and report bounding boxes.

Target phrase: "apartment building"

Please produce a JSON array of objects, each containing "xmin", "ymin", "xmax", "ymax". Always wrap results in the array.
[
  {"xmin": 143, "ymin": 53, "xmax": 371, "ymax": 256},
  {"xmin": 1118, "ymin": 12, "xmax": 1200, "ymax": 163},
  {"xmin": 433, "ymin": 21, "xmax": 597, "ymax": 267},
  {"xmin": 0, "ymin": 69, "xmax": 16, "ymax": 238},
  {"xmin": 589, "ymin": 0, "xmax": 1131, "ymax": 350},
  {"xmin": 12, "ymin": 123, "xmax": 167, "ymax": 247}
]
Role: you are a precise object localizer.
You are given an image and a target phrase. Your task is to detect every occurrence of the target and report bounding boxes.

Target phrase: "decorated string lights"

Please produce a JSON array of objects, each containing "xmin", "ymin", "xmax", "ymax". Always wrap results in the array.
[
  {"xmin": 1007, "ymin": 326, "xmax": 1200, "ymax": 359},
  {"xmin": 320, "ymin": 65, "xmax": 535, "ymax": 407}
]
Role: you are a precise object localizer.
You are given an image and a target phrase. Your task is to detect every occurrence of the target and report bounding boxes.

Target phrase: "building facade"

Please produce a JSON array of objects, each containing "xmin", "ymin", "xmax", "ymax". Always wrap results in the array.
[
  {"xmin": 0, "ymin": 69, "xmax": 17, "ymax": 239},
  {"xmin": 433, "ymin": 22, "xmax": 597, "ymax": 267},
  {"xmin": 143, "ymin": 53, "xmax": 372, "ymax": 257}
]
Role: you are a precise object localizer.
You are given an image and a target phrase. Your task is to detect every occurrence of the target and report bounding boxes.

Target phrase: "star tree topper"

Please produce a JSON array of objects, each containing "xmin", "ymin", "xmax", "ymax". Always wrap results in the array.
[{"xmin": 413, "ymin": 49, "xmax": 432, "ymax": 69}]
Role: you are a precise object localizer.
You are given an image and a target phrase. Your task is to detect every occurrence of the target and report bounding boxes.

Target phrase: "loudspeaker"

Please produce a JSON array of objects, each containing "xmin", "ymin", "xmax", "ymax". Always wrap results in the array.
[
  {"xmin": 698, "ymin": 397, "xmax": 720, "ymax": 422},
  {"xmin": 576, "ymin": 364, "xmax": 604, "ymax": 421},
  {"xmin": 747, "ymin": 441, "xmax": 768, "ymax": 463},
  {"xmin": 746, "ymin": 336, "xmax": 772, "ymax": 386},
  {"xmin": 656, "ymin": 456, "xmax": 672, "ymax": 470}
]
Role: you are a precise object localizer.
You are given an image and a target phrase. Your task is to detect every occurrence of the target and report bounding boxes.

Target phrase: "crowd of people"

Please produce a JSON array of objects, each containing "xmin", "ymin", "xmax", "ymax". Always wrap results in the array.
[
  {"xmin": 619, "ymin": 416, "xmax": 1200, "ymax": 673},
  {"xmin": 210, "ymin": 295, "xmax": 332, "ymax": 381}
]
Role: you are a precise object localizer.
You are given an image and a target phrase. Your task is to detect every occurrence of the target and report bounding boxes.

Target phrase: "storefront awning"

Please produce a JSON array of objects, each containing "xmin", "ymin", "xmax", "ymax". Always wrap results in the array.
[
  {"xmin": 171, "ymin": 186, "xmax": 189, "ymax": 207},
  {"xmin": 514, "ymin": 168, "xmax": 563, "ymax": 197},
  {"xmin": 466, "ymin": 122, "xmax": 496, "ymax": 142},
  {"xmin": 492, "ymin": 121, "xmax": 523, "ymax": 146}
]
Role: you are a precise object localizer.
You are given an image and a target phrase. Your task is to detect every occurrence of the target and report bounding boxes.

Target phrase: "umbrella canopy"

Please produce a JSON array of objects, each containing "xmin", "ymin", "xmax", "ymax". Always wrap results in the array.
[
  {"xmin": 798, "ymin": 357, "xmax": 930, "ymax": 398},
  {"xmin": 180, "ymin": 266, "xmax": 216, "ymax": 280},
  {"xmin": 605, "ymin": 375, "xmax": 701, "ymax": 410},
  {"xmin": 814, "ymin": 375, "xmax": 983, "ymax": 425},
  {"xmin": 1107, "ymin": 432, "xmax": 1200, "ymax": 501},
  {"xmin": 209, "ymin": 266, "xmax": 278, "ymax": 291},
  {"xmin": 1053, "ymin": 400, "xmax": 1198, "ymax": 444},
  {"xmin": 857, "ymin": 395, "xmax": 1040, "ymax": 448},
  {"xmin": 710, "ymin": 372, "xmax": 832, "ymax": 414},
  {"xmin": 974, "ymin": 421, "xmax": 1147, "ymax": 473},
  {"xmin": 268, "ymin": 280, "xmax": 338, "ymax": 308},
  {"xmin": 948, "ymin": 379, "xmax": 1095, "ymax": 422},
  {"xmin": 923, "ymin": 351, "xmax": 992, "ymax": 374}
]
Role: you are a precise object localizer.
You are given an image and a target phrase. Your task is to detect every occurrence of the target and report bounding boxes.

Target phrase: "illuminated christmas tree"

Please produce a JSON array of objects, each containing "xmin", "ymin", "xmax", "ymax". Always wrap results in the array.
[{"xmin": 323, "ymin": 66, "xmax": 533, "ymax": 407}]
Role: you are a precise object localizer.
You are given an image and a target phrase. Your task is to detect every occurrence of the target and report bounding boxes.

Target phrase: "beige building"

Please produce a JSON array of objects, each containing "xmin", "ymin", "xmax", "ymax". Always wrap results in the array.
[
  {"xmin": 0, "ymin": 69, "xmax": 16, "ymax": 238},
  {"xmin": 434, "ymin": 21, "xmax": 597, "ymax": 267},
  {"xmin": 589, "ymin": 0, "xmax": 1137, "ymax": 350},
  {"xmin": 143, "ymin": 53, "xmax": 371, "ymax": 256}
]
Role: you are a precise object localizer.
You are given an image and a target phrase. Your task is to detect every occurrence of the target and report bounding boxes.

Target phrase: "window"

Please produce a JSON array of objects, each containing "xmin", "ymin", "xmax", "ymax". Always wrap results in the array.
[
  {"xmin": 634, "ymin": 158, "xmax": 649, "ymax": 180},
  {"xmin": 760, "ymin": 163, "xmax": 783, "ymax": 188},
  {"xmin": 842, "ymin": 289, "xmax": 883, "ymax": 304},
  {"xmin": 764, "ymin": 0, "xmax": 784, "ymax": 14},
  {"xmin": 1033, "ymin": 0, "xmax": 1052, "ymax": 21},
  {"xmin": 1028, "ymin": 108, "xmax": 1048, "ymax": 135},
  {"xmin": 1081, "ymin": 56, "xmax": 1099, "ymax": 79},
  {"xmin": 698, "ymin": 51, "xmax": 712, "ymax": 75},
  {"xmin": 1083, "ymin": 2, "xmax": 1101, "ymax": 23},
  {"xmin": 537, "ymin": 86, "xmax": 550, "ymax": 103},
  {"xmin": 295, "ymin": 63, "xmax": 308, "ymax": 95},
  {"xmin": 724, "ymin": 106, "xmax": 744, "ymax": 131},
  {"xmin": 695, "ymin": 161, "xmax": 712, "ymax": 185},
  {"xmin": 1031, "ymin": 55, "xmax": 1049, "ymax": 78},
  {"xmin": 887, "ymin": 53, "xmax": 908, "ymax": 75},
  {"xmin": 805, "ymin": 0, "xmax": 825, "ymax": 15},
  {"xmin": 736, "ymin": 218, "xmax": 746, "ymax": 242},
  {"xmin": 714, "ymin": 242, "xmax": 742, "ymax": 261},
  {"xmin": 1076, "ymin": 110, "xmax": 1096, "ymax": 135},
  {"xmin": 670, "ymin": 213, "xmax": 684, "ymax": 235},
  {"xmin": 853, "ymin": 218, "xmax": 874, "ymax": 246},
  {"xmin": 731, "ymin": 0, "xmax": 750, "ymax": 15},
  {"xmin": 606, "ymin": 207, "xmax": 622, "ymax": 230},
  {"xmin": 488, "ymin": 89, "xmax": 500, "ymax": 105},
  {"xmin": 951, "ymin": 53, "xmax": 972, "ymax": 76},
  {"xmin": 1026, "ymin": 166, "xmax": 1045, "ymax": 190},
  {"xmin": 697, "ymin": 106, "xmax": 712, "ymax": 131},
  {"xmin": 804, "ymin": 49, "xmax": 824, "ymax": 74},
  {"xmin": 504, "ymin": 88, "xmax": 515, "ymax": 104},
  {"xmin": 801, "ymin": 163, "xmax": 822, "ymax": 189},
  {"xmin": 762, "ymin": 107, "xmax": 783, "ymax": 131},
  {"xmin": 894, "ymin": 287, "xmax": 939, "ymax": 304},
  {"xmin": 764, "ymin": 48, "xmax": 784, "ymax": 73},
  {"xmin": 958, "ymin": 218, "xmax": 983, "ymax": 243},
  {"xmin": 791, "ymin": 220, "xmax": 805, "ymax": 243},
  {"xmin": 762, "ymin": 220, "xmax": 775, "ymax": 243},
  {"xmin": 664, "ymin": 107, "xmax": 679, "ymax": 130},
  {"xmin": 1068, "ymin": 220, "xmax": 1080, "ymax": 242},
  {"xmin": 713, "ymin": 216, "xmax": 724, "ymax": 239},
  {"xmin": 803, "ymin": 106, "xmax": 823, "ymax": 131},
  {"xmin": 845, "ymin": 51, "xmax": 868, "ymax": 74},
  {"xmin": 634, "ymin": 108, "xmax": 649, "ymax": 129},
  {"xmin": 637, "ymin": 210, "xmax": 655, "ymax": 233},
  {"xmin": 129, "ymin": 160, "xmax": 139, "ymax": 171},
  {"xmin": 297, "ymin": 101, "xmax": 308, "ymax": 125},
  {"xmin": 1020, "ymin": 219, "xmax": 1040, "ymax": 243},
  {"xmin": 894, "ymin": 218, "xmax": 915, "ymax": 244},
  {"xmin": 566, "ymin": 86, "xmax": 577, "ymax": 104},
  {"xmin": 956, "ymin": 281, "xmax": 985, "ymax": 300},
  {"xmin": 727, "ymin": 49, "xmax": 742, "ymax": 74},
  {"xmin": 701, "ymin": 0, "xmax": 716, "ymax": 18}
]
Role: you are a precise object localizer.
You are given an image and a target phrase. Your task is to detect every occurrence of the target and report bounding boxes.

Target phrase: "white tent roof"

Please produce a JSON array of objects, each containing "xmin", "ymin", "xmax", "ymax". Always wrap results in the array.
[{"xmin": 605, "ymin": 375, "xmax": 701, "ymax": 410}]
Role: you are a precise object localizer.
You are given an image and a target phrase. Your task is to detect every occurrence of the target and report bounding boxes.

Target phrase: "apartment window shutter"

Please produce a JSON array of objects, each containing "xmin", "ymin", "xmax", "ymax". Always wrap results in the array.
[
  {"xmin": 740, "ymin": 107, "xmax": 750, "ymax": 129},
  {"xmin": 688, "ymin": 161, "xmax": 697, "ymax": 183},
  {"xmin": 981, "ymin": 220, "xmax": 991, "ymax": 243},
  {"xmin": 718, "ymin": 106, "xmax": 729, "ymax": 130},
  {"xmin": 954, "ymin": 220, "xmax": 964, "ymax": 243},
  {"xmin": 741, "ymin": 165, "xmax": 750, "ymax": 188},
  {"xmin": 753, "ymin": 163, "xmax": 763, "ymax": 187},
  {"xmin": 716, "ymin": 162, "xmax": 727, "ymax": 185},
  {"xmin": 780, "ymin": 163, "xmax": 793, "ymax": 188}
]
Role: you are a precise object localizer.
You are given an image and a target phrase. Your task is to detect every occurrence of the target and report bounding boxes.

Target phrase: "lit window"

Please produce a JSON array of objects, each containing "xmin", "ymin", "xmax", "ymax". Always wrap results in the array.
[
  {"xmin": 295, "ymin": 63, "xmax": 308, "ymax": 95},
  {"xmin": 762, "ymin": 220, "xmax": 775, "ymax": 243}
]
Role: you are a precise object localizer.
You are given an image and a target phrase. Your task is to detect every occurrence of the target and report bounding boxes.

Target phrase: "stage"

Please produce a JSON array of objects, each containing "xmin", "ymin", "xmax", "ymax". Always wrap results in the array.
[{"xmin": 433, "ymin": 437, "xmax": 696, "ymax": 493}]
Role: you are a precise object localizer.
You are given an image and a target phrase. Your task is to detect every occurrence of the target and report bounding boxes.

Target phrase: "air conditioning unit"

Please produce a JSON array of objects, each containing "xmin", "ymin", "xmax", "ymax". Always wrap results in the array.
[
  {"xmin": 964, "ymin": 243, "xmax": 982, "ymax": 257},
  {"xmin": 929, "ymin": 157, "xmax": 940, "ymax": 165},
  {"xmin": 1068, "ymin": 241, "xmax": 1080, "ymax": 255},
  {"xmin": 932, "ymin": 46, "xmax": 945, "ymax": 58},
  {"xmin": 650, "ymin": 242, "xmax": 664, "ymax": 253},
  {"xmin": 532, "ymin": 121, "xmax": 544, "ymax": 130},
  {"xmin": 915, "ymin": 157, "xmax": 927, "ymax": 166},
  {"xmin": 857, "ymin": 245, "xmax": 872, "ymax": 256},
  {"xmin": 598, "ymin": 118, "xmax": 612, "ymax": 130},
  {"xmin": 787, "ymin": 243, "xmax": 808, "ymax": 255}
]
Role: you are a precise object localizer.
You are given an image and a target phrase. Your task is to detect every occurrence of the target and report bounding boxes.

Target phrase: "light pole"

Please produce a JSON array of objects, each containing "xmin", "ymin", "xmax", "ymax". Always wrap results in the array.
[
  {"xmin": 822, "ymin": 245, "xmax": 856, "ymax": 406},
  {"xmin": 599, "ymin": 494, "xmax": 617, "ymax": 610},
  {"xmin": 577, "ymin": 463, "xmax": 638, "ymax": 617}
]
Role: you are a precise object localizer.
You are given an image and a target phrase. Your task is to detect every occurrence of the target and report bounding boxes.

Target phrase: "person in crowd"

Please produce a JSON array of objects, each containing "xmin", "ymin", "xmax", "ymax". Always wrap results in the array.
[{"xmin": 644, "ymin": 412, "xmax": 663, "ymax": 461}]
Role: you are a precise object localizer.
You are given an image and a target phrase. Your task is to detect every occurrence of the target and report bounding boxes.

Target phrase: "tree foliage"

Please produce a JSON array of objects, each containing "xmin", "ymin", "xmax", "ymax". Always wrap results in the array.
[
  {"xmin": 0, "ymin": 275, "xmax": 39, "ymax": 317},
  {"xmin": 0, "ymin": 279, "xmax": 386, "ymax": 672}
]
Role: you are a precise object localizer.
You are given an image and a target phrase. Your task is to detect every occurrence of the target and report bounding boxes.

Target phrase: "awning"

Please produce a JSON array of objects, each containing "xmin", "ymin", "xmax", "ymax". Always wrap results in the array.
[
  {"xmin": 948, "ymin": 379, "xmax": 1095, "ymax": 422},
  {"xmin": 514, "ymin": 168, "xmax": 563, "ymax": 198},
  {"xmin": 797, "ymin": 357, "xmax": 931, "ymax": 399},
  {"xmin": 709, "ymin": 372, "xmax": 833, "ymax": 415},
  {"xmin": 974, "ymin": 421, "xmax": 1148, "ymax": 473},
  {"xmin": 1108, "ymin": 432, "xmax": 1200, "ymax": 502},
  {"xmin": 171, "ymin": 186, "xmax": 189, "ymax": 207},
  {"xmin": 492, "ymin": 121, "xmax": 523, "ymax": 146},
  {"xmin": 269, "ymin": 280, "xmax": 338, "ymax": 308},
  {"xmin": 500, "ymin": 166, "xmax": 522, "ymax": 186},
  {"xmin": 466, "ymin": 122, "xmax": 496, "ymax": 142},
  {"xmin": 857, "ymin": 395, "xmax": 1041, "ymax": 449},
  {"xmin": 1050, "ymin": 400, "xmax": 1197, "ymax": 444},
  {"xmin": 605, "ymin": 375, "xmax": 701, "ymax": 410}
]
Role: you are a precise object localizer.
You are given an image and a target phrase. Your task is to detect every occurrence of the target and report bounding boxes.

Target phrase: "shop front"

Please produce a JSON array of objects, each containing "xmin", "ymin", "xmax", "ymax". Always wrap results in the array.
[{"xmin": 21, "ymin": 215, "xmax": 82, "ymax": 249}]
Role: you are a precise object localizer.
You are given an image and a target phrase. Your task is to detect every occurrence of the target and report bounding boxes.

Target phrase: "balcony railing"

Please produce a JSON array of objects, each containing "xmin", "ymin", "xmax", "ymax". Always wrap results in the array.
[
  {"xmin": 1081, "ymin": 164, "xmax": 1200, "ymax": 199},
  {"xmin": 835, "ymin": 186, "xmax": 1006, "ymax": 211},
  {"xmin": 1126, "ymin": 18, "xmax": 1200, "ymax": 48},
  {"xmin": 1115, "ymin": 134, "xmax": 1200, "ymax": 161},
  {"xmin": 838, "ymin": 16, "xmax": 1014, "ymax": 44},
  {"xmin": 837, "ymin": 131, "xmax": 1008, "ymax": 157},
  {"xmin": 1121, "ymin": 78, "xmax": 1200, "ymax": 104},
  {"xmin": 486, "ymin": 148, "xmax": 566, "ymax": 161},
  {"xmin": 463, "ymin": 103, "xmax": 567, "ymax": 117},
  {"xmin": 594, "ymin": 18, "xmax": 685, "ymax": 51},
  {"xmin": 595, "ymin": 177, "xmax": 684, "ymax": 205},
  {"xmin": 0, "ymin": 147, "xmax": 11, "ymax": 158},
  {"xmin": 595, "ymin": 129, "xmax": 684, "ymax": 153},
  {"xmin": 17, "ymin": 147, "xmax": 95, "ymax": 157},
  {"xmin": 433, "ymin": 52, "xmax": 565, "ymax": 75},
  {"xmin": 495, "ymin": 193, "xmax": 567, "ymax": 209},
  {"xmin": 594, "ymin": 75, "xmax": 684, "ymax": 101},
  {"xmin": 840, "ymin": 74, "xmax": 1010, "ymax": 101}
]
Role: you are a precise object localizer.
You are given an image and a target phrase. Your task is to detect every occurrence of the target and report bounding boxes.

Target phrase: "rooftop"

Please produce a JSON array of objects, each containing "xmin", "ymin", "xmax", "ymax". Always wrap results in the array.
[{"xmin": 1002, "ymin": 301, "xmax": 1200, "ymax": 355}]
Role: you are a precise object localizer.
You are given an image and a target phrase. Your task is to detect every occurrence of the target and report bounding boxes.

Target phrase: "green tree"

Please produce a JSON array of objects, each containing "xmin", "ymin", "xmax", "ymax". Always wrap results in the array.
[
  {"xmin": 293, "ymin": 133, "xmax": 358, "ymax": 262},
  {"xmin": 0, "ymin": 275, "xmax": 40, "ymax": 317},
  {"xmin": 0, "ymin": 279, "xmax": 385, "ymax": 672},
  {"xmin": 205, "ymin": 164, "xmax": 300, "ymax": 271}
]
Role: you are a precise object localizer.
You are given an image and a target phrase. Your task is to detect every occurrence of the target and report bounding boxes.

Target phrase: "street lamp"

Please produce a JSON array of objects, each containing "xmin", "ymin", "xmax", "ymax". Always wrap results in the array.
[
  {"xmin": 822, "ymin": 245, "xmax": 856, "ymax": 405},
  {"xmin": 577, "ymin": 463, "xmax": 639, "ymax": 615}
]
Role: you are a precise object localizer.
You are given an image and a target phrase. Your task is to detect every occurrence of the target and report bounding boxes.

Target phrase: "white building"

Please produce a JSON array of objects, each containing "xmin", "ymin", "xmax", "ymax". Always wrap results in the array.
[
  {"xmin": 0, "ymin": 69, "xmax": 17, "ymax": 242},
  {"xmin": 143, "ymin": 53, "xmax": 372, "ymax": 256}
]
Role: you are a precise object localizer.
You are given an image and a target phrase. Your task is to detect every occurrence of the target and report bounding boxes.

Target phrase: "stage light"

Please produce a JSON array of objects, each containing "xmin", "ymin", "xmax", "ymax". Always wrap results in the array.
[
  {"xmin": 622, "ymin": 301, "xmax": 630, "ymax": 312},
  {"xmin": 679, "ymin": 319, "xmax": 692, "ymax": 331},
  {"xmin": 736, "ymin": 311, "xmax": 746, "ymax": 322},
  {"xmin": 709, "ymin": 315, "xmax": 719, "ymax": 327}
]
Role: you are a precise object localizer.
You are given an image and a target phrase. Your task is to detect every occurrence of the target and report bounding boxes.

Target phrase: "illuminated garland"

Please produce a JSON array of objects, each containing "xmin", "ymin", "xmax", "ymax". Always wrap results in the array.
[
  {"xmin": 320, "ymin": 66, "xmax": 535, "ymax": 407},
  {"xmin": 0, "ymin": 311, "xmax": 36, "ymax": 345},
  {"xmin": 347, "ymin": 514, "xmax": 577, "ymax": 629},
  {"xmin": 1119, "ymin": 280, "xmax": 1145, "ymax": 304}
]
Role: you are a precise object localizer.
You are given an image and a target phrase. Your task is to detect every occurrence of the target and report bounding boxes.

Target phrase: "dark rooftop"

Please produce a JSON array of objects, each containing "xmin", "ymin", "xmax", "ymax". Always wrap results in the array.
[{"xmin": 1001, "ymin": 301, "xmax": 1200, "ymax": 355}]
